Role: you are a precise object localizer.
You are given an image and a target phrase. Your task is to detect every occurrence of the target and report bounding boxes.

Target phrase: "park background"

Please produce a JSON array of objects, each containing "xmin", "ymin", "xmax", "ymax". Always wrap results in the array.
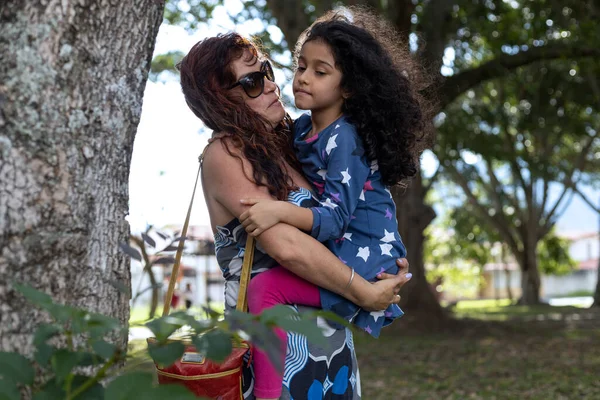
[{"xmin": 1, "ymin": 0, "xmax": 600, "ymax": 399}]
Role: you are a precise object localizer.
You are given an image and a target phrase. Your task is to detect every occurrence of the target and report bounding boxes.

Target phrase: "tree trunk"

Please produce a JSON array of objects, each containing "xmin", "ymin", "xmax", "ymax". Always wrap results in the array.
[
  {"xmin": 501, "ymin": 245, "xmax": 513, "ymax": 302},
  {"xmin": 0, "ymin": 0, "xmax": 164, "ymax": 355},
  {"xmin": 148, "ymin": 267, "xmax": 160, "ymax": 319},
  {"xmin": 393, "ymin": 173, "xmax": 446, "ymax": 321},
  {"xmin": 593, "ymin": 203, "xmax": 600, "ymax": 307},
  {"xmin": 517, "ymin": 247, "xmax": 541, "ymax": 305}
]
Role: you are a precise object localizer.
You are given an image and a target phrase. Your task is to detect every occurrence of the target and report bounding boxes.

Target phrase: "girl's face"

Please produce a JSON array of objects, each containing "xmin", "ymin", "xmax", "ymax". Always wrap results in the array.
[
  {"xmin": 230, "ymin": 51, "xmax": 285, "ymax": 128},
  {"xmin": 293, "ymin": 40, "xmax": 345, "ymax": 114}
]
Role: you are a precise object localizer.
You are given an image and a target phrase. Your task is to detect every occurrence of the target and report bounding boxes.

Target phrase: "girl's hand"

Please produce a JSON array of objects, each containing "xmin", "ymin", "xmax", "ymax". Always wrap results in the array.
[
  {"xmin": 361, "ymin": 258, "xmax": 412, "ymax": 311},
  {"xmin": 239, "ymin": 198, "xmax": 282, "ymax": 236}
]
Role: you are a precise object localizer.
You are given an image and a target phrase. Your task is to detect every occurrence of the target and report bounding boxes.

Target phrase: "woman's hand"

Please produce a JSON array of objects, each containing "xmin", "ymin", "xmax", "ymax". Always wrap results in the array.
[{"xmin": 360, "ymin": 258, "xmax": 412, "ymax": 311}]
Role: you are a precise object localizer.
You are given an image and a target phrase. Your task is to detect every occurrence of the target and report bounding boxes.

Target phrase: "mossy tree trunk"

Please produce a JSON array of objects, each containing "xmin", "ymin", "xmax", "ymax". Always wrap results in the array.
[{"xmin": 0, "ymin": 0, "xmax": 164, "ymax": 354}]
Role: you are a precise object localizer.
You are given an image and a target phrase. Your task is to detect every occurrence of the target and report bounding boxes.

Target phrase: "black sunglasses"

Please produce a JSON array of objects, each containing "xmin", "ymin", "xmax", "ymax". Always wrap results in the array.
[{"xmin": 228, "ymin": 60, "xmax": 275, "ymax": 98}]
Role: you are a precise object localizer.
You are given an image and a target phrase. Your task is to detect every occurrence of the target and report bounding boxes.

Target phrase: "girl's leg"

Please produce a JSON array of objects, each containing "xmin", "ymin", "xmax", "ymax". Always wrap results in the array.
[{"xmin": 247, "ymin": 266, "xmax": 321, "ymax": 399}]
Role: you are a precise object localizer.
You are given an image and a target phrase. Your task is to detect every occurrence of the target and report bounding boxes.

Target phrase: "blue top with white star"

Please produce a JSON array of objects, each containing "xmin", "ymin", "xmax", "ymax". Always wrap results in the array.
[{"xmin": 294, "ymin": 113, "xmax": 405, "ymax": 338}]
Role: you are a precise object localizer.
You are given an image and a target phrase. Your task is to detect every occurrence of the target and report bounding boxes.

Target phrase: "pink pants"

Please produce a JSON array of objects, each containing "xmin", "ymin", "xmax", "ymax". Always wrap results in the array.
[{"xmin": 247, "ymin": 266, "xmax": 321, "ymax": 399}]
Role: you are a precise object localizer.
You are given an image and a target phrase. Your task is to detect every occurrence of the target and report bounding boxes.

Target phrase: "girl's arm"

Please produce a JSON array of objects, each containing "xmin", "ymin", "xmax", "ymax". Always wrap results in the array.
[
  {"xmin": 307, "ymin": 123, "xmax": 371, "ymax": 242},
  {"xmin": 203, "ymin": 140, "xmax": 409, "ymax": 310},
  {"xmin": 239, "ymin": 198, "xmax": 313, "ymax": 236}
]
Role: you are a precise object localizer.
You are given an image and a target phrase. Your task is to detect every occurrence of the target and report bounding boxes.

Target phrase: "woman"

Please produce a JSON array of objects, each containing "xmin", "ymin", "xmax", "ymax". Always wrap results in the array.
[{"xmin": 178, "ymin": 33, "xmax": 411, "ymax": 399}]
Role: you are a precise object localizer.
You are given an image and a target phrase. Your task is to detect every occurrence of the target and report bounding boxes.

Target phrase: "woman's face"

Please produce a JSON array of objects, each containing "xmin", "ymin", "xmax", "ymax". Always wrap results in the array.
[{"xmin": 230, "ymin": 51, "xmax": 285, "ymax": 128}]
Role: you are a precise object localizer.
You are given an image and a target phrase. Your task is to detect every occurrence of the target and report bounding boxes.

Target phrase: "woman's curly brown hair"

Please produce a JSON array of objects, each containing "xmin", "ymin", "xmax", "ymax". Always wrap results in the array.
[
  {"xmin": 295, "ymin": 7, "xmax": 436, "ymax": 186},
  {"xmin": 178, "ymin": 33, "xmax": 299, "ymax": 200}
]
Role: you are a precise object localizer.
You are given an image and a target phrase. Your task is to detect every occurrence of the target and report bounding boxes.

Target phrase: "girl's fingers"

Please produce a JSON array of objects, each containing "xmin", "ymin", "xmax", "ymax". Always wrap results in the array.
[
  {"xmin": 376, "ymin": 272, "xmax": 397, "ymax": 280},
  {"xmin": 395, "ymin": 258, "xmax": 409, "ymax": 273}
]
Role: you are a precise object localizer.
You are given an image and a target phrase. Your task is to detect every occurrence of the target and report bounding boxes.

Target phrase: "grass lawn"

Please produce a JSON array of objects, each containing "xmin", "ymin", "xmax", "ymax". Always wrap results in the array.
[
  {"xmin": 450, "ymin": 299, "xmax": 589, "ymax": 321},
  {"xmin": 356, "ymin": 321, "xmax": 600, "ymax": 399},
  {"xmin": 126, "ymin": 301, "xmax": 600, "ymax": 399}
]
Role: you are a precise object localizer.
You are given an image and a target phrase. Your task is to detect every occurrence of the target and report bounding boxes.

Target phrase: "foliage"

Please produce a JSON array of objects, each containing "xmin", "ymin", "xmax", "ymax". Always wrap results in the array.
[{"xmin": 0, "ymin": 284, "xmax": 337, "ymax": 399}]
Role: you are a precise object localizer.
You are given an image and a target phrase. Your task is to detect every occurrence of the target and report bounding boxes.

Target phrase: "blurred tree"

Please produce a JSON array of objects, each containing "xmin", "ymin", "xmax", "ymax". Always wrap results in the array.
[
  {"xmin": 437, "ymin": 59, "xmax": 599, "ymax": 304},
  {"xmin": 0, "ymin": 1, "xmax": 164, "ymax": 355},
  {"xmin": 425, "ymin": 191, "xmax": 576, "ymax": 303},
  {"xmin": 159, "ymin": 0, "xmax": 600, "ymax": 314}
]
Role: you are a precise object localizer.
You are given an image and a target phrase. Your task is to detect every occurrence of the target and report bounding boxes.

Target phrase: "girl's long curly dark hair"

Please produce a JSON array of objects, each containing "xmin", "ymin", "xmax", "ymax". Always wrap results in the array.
[
  {"xmin": 178, "ymin": 33, "xmax": 299, "ymax": 200},
  {"xmin": 295, "ymin": 8, "xmax": 436, "ymax": 186}
]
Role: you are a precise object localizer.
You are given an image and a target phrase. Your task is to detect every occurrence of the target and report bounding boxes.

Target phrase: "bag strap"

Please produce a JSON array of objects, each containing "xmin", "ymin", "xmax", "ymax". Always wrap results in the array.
[{"xmin": 162, "ymin": 150, "xmax": 255, "ymax": 316}]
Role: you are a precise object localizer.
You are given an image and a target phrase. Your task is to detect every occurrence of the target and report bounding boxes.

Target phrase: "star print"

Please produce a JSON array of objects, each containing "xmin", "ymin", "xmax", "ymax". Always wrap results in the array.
[
  {"xmin": 385, "ymin": 208, "xmax": 393, "ymax": 220},
  {"xmin": 370, "ymin": 310, "xmax": 385, "ymax": 322},
  {"xmin": 341, "ymin": 168, "xmax": 351, "ymax": 185},
  {"xmin": 380, "ymin": 243, "xmax": 393, "ymax": 256},
  {"xmin": 363, "ymin": 181, "xmax": 373, "ymax": 191},
  {"xmin": 364, "ymin": 325, "xmax": 372, "ymax": 334},
  {"xmin": 321, "ymin": 198, "xmax": 338, "ymax": 209},
  {"xmin": 335, "ymin": 124, "xmax": 340, "ymax": 129},
  {"xmin": 343, "ymin": 233, "xmax": 353, "ymax": 241},
  {"xmin": 380, "ymin": 229, "xmax": 396, "ymax": 243},
  {"xmin": 326, "ymin": 134, "xmax": 338, "ymax": 155},
  {"xmin": 321, "ymin": 149, "xmax": 326, "ymax": 159},
  {"xmin": 331, "ymin": 193, "xmax": 341, "ymax": 202},
  {"xmin": 385, "ymin": 311, "xmax": 393, "ymax": 317},
  {"xmin": 317, "ymin": 169, "xmax": 327, "ymax": 180},
  {"xmin": 359, "ymin": 190, "xmax": 365, "ymax": 201},
  {"xmin": 350, "ymin": 215, "xmax": 356, "ymax": 220},
  {"xmin": 357, "ymin": 246, "xmax": 370, "ymax": 262},
  {"xmin": 379, "ymin": 267, "xmax": 386, "ymax": 274},
  {"xmin": 370, "ymin": 160, "xmax": 379, "ymax": 174}
]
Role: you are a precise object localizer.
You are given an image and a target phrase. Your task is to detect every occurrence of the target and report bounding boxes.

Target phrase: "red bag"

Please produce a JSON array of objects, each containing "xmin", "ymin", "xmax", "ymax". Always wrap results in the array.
[
  {"xmin": 152, "ymin": 340, "xmax": 251, "ymax": 399},
  {"xmin": 151, "ymin": 158, "xmax": 256, "ymax": 399}
]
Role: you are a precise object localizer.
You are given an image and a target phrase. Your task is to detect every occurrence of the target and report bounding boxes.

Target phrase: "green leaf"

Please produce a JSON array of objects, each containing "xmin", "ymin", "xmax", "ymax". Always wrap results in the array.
[
  {"xmin": 33, "ymin": 324, "xmax": 61, "ymax": 346},
  {"xmin": 91, "ymin": 340, "xmax": 117, "ymax": 359},
  {"xmin": 104, "ymin": 372, "xmax": 154, "ymax": 400},
  {"xmin": 0, "ymin": 352, "xmax": 34, "ymax": 385},
  {"xmin": 119, "ymin": 242, "xmax": 142, "ymax": 261},
  {"xmin": 145, "ymin": 314, "xmax": 186, "ymax": 341},
  {"xmin": 272, "ymin": 318, "xmax": 325, "ymax": 345},
  {"xmin": 50, "ymin": 349, "xmax": 79, "ymax": 383},
  {"xmin": 192, "ymin": 330, "xmax": 232, "ymax": 363},
  {"xmin": 76, "ymin": 352, "xmax": 105, "ymax": 367},
  {"xmin": 13, "ymin": 283, "xmax": 52, "ymax": 308},
  {"xmin": 0, "ymin": 378, "xmax": 21, "ymax": 400},
  {"xmin": 32, "ymin": 379, "xmax": 65, "ymax": 400},
  {"xmin": 84, "ymin": 313, "xmax": 121, "ymax": 337},
  {"xmin": 35, "ymin": 343, "xmax": 55, "ymax": 367},
  {"xmin": 143, "ymin": 384, "xmax": 198, "ymax": 399},
  {"xmin": 147, "ymin": 341, "xmax": 185, "ymax": 366},
  {"xmin": 71, "ymin": 375, "xmax": 104, "ymax": 400}
]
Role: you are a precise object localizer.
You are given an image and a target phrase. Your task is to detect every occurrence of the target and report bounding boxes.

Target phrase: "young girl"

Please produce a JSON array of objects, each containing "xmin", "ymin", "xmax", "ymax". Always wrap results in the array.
[{"xmin": 240, "ymin": 9, "xmax": 433, "ymax": 399}]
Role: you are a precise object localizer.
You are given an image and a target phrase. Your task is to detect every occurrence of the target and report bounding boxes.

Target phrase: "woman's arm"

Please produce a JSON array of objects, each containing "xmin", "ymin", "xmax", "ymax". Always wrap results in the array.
[{"xmin": 203, "ymin": 140, "xmax": 409, "ymax": 310}]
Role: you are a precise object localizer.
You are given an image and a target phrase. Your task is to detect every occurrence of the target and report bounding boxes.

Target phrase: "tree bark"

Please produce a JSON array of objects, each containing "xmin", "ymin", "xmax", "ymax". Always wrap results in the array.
[
  {"xmin": 393, "ymin": 174, "xmax": 446, "ymax": 320},
  {"xmin": 517, "ymin": 248, "xmax": 541, "ymax": 305},
  {"xmin": 593, "ymin": 198, "xmax": 600, "ymax": 307},
  {"xmin": 0, "ymin": 0, "xmax": 164, "ymax": 354}
]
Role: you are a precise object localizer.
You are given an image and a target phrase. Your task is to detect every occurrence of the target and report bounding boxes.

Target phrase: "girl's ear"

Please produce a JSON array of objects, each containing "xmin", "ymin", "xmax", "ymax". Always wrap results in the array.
[{"xmin": 342, "ymin": 89, "xmax": 352, "ymax": 100}]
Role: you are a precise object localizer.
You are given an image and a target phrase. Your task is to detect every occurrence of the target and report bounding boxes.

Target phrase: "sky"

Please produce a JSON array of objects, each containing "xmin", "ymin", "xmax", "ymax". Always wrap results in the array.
[{"xmin": 127, "ymin": 2, "xmax": 599, "ymax": 237}]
